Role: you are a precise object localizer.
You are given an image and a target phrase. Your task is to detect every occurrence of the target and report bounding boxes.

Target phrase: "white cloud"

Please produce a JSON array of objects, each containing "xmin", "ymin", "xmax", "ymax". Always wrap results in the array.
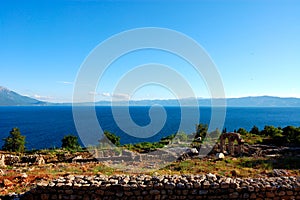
[
  {"xmin": 57, "ymin": 81, "xmax": 73, "ymax": 85},
  {"xmin": 101, "ymin": 92, "xmax": 111, "ymax": 97},
  {"xmin": 89, "ymin": 91, "xmax": 101, "ymax": 96},
  {"xmin": 32, "ymin": 94, "xmax": 54, "ymax": 101},
  {"xmin": 111, "ymin": 93, "xmax": 130, "ymax": 100},
  {"xmin": 100, "ymin": 92, "xmax": 130, "ymax": 100}
]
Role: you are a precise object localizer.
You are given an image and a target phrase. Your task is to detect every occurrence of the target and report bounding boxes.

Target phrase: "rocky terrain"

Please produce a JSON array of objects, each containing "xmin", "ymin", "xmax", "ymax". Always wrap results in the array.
[
  {"xmin": 0, "ymin": 144, "xmax": 300, "ymax": 199},
  {"xmin": 15, "ymin": 174, "xmax": 300, "ymax": 200}
]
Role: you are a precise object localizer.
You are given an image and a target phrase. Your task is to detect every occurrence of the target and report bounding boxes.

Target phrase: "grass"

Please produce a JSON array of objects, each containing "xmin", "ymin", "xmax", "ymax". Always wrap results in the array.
[
  {"xmin": 160, "ymin": 156, "xmax": 300, "ymax": 177},
  {"xmin": 240, "ymin": 133, "xmax": 264, "ymax": 145},
  {"xmin": 1, "ymin": 153, "xmax": 300, "ymax": 196}
]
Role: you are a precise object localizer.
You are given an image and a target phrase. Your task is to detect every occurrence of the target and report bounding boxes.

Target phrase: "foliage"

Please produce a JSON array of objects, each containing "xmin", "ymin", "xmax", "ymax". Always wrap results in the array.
[
  {"xmin": 236, "ymin": 125, "xmax": 300, "ymax": 146},
  {"xmin": 261, "ymin": 125, "xmax": 282, "ymax": 137},
  {"xmin": 194, "ymin": 123, "xmax": 208, "ymax": 142},
  {"xmin": 259, "ymin": 125, "xmax": 300, "ymax": 146},
  {"xmin": 123, "ymin": 141, "xmax": 164, "ymax": 153},
  {"xmin": 176, "ymin": 132, "xmax": 188, "ymax": 142},
  {"xmin": 103, "ymin": 131, "xmax": 121, "ymax": 146},
  {"xmin": 160, "ymin": 133, "xmax": 176, "ymax": 145},
  {"xmin": 2, "ymin": 127, "xmax": 26, "ymax": 153},
  {"xmin": 240, "ymin": 132, "xmax": 263, "ymax": 145},
  {"xmin": 61, "ymin": 135, "xmax": 80, "ymax": 151},
  {"xmin": 282, "ymin": 126, "xmax": 300, "ymax": 143},
  {"xmin": 250, "ymin": 125, "xmax": 260, "ymax": 135},
  {"xmin": 237, "ymin": 128, "xmax": 248, "ymax": 135}
]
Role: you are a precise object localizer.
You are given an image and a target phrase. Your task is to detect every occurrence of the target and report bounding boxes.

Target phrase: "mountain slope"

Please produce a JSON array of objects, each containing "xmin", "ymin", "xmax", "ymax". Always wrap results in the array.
[
  {"xmin": 1, "ymin": 86, "xmax": 300, "ymax": 107},
  {"xmin": 95, "ymin": 96, "xmax": 300, "ymax": 107},
  {"xmin": 0, "ymin": 86, "xmax": 46, "ymax": 106}
]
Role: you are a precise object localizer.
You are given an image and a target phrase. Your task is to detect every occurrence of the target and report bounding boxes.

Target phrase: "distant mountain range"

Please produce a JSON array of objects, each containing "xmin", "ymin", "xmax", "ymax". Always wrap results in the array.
[
  {"xmin": 0, "ymin": 86, "xmax": 47, "ymax": 106},
  {"xmin": 1, "ymin": 86, "xmax": 300, "ymax": 107}
]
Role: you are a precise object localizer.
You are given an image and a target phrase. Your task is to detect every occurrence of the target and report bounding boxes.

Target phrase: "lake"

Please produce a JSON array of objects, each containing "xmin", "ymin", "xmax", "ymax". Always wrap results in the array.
[{"xmin": 0, "ymin": 106, "xmax": 299, "ymax": 149}]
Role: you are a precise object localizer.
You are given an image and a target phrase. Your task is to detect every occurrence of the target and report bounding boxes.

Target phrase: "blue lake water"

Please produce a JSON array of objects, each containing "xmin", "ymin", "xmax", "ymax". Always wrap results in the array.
[{"xmin": 0, "ymin": 106, "xmax": 299, "ymax": 150}]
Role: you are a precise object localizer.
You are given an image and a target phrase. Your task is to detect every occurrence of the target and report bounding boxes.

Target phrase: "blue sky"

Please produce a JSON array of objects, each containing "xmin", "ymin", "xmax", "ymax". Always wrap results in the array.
[{"xmin": 0, "ymin": 0, "xmax": 299, "ymax": 102}]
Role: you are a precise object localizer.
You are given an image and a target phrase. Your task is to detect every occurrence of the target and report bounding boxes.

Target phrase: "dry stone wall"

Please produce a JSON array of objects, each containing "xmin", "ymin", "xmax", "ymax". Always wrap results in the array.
[{"xmin": 20, "ymin": 174, "xmax": 300, "ymax": 200}]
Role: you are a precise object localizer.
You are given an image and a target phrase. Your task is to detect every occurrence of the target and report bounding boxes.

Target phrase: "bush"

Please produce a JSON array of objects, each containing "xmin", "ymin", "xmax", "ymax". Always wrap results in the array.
[
  {"xmin": 195, "ymin": 123, "xmax": 208, "ymax": 142},
  {"xmin": 2, "ymin": 128, "xmax": 26, "ymax": 153},
  {"xmin": 61, "ymin": 135, "xmax": 80, "ymax": 151},
  {"xmin": 250, "ymin": 125, "xmax": 260, "ymax": 135},
  {"xmin": 261, "ymin": 125, "xmax": 282, "ymax": 137},
  {"xmin": 104, "ymin": 131, "xmax": 121, "ymax": 146},
  {"xmin": 237, "ymin": 128, "xmax": 248, "ymax": 135}
]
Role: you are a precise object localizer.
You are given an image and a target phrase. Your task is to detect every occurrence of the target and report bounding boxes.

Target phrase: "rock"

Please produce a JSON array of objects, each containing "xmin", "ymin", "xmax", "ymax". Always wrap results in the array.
[
  {"xmin": 165, "ymin": 182, "xmax": 176, "ymax": 190},
  {"xmin": 206, "ymin": 173, "xmax": 217, "ymax": 181},
  {"xmin": 35, "ymin": 155, "xmax": 45, "ymax": 165},
  {"xmin": 229, "ymin": 192, "xmax": 239, "ymax": 198},
  {"xmin": 221, "ymin": 182, "xmax": 229, "ymax": 189},
  {"xmin": 0, "ymin": 154, "xmax": 6, "ymax": 167},
  {"xmin": 72, "ymin": 155, "xmax": 83, "ymax": 162},
  {"xmin": 215, "ymin": 153, "xmax": 225, "ymax": 159},
  {"xmin": 19, "ymin": 173, "xmax": 300, "ymax": 200},
  {"xmin": 176, "ymin": 183, "xmax": 185, "ymax": 189},
  {"xmin": 5, "ymin": 155, "xmax": 20, "ymax": 165},
  {"xmin": 149, "ymin": 190, "xmax": 160, "ymax": 195},
  {"xmin": 3, "ymin": 179, "xmax": 13, "ymax": 187},
  {"xmin": 188, "ymin": 148, "xmax": 199, "ymax": 154},
  {"xmin": 199, "ymin": 190, "xmax": 208, "ymax": 195},
  {"xmin": 266, "ymin": 192, "xmax": 275, "ymax": 198},
  {"xmin": 20, "ymin": 173, "xmax": 28, "ymax": 179}
]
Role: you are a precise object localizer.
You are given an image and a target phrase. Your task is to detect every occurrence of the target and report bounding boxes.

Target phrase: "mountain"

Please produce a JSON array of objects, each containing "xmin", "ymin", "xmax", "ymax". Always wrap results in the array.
[
  {"xmin": 95, "ymin": 96, "xmax": 300, "ymax": 107},
  {"xmin": 226, "ymin": 96, "xmax": 300, "ymax": 107},
  {"xmin": 1, "ymin": 86, "xmax": 300, "ymax": 107},
  {"xmin": 0, "ymin": 86, "xmax": 46, "ymax": 106}
]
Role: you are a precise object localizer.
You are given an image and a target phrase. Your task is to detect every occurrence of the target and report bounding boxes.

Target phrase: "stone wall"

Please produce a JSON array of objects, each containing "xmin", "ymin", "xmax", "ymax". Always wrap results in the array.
[{"xmin": 20, "ymin": 174, "xmax": 300, "ymax": 200}]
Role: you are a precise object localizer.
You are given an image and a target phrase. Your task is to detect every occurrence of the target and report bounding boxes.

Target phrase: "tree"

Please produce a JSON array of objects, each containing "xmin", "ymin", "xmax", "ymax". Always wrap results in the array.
[
  {"xmin": 61, "ymin": 135, "xmax": 80, "ymax": 150},
  {"xmin": 195, "ymin": 124, "xmax": 208, "ymax": 139},
  {"xmin": 250, "ymin": 125, "xmax": 260, "ymax": 135},
  {"xmin": 176, "ymin": 132, "xmax": 188, "ymax": 142},
  {"xmin": 282, "ymin": 126, "xmax": 300, "ymax": 143},
  {"xmin": 2, "ymin": 128, "xmax": 26, "ymax": 153},
  {"xmin": 103, "ymin": 131, "xmax": 121, "ymax": 146},
  {"xmin": 261, "ymin": 125, "xmax": 282, "ymax": 137},
  {"xmin": 237, "ymin": 128, "xmax": 248, "ymax": 135}
]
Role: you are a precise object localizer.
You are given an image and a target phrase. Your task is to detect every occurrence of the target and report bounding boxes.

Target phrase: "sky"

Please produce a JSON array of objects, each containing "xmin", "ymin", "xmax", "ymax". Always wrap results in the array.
[{"xmin": 0, "ymin": 0, "xmax": 300, "ymax": 102}]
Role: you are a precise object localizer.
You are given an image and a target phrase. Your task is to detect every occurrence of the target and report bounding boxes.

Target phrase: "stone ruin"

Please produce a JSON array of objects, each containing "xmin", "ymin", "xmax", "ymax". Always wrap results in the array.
[
  {"xmin": 219, "ymin": 132, "xmax": 244, "ymax": 156},
  {"xmin": 0, "ymin": 153, "xmax": 45, "ymax": 167}
]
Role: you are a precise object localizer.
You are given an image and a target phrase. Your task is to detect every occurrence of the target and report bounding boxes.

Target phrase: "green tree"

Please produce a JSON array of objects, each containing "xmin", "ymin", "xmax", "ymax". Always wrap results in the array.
[
  {"xmin": 104, "ymin": 131, "xmax": 121, "ymax": 146},
  {"xmin": 176, "ymin": 132, "xmax": 188, "ymax": 142},
  {"xmin": 250, "ymin": 125, "xmax": 260, "ymax": 135},
  {"xmin": 2, "ymin": 128, "xmax": 26, "ymax": 153},
  {"xmin": 237, "ymin": 128, "xmax": 248, "ymax": 135},
  {"xmin": 261, "ymin": 125, "xmax": 282, "ymax": 137},
  {"xmin": 195, "ymin": 123, "xmax": 208, "ymax": 141},
  {"xmin": 282, "ymin": 126, "xmax": 300, "ymax": 143},
  {"xmin": 61, "ymin": 135, "xmax": 80, "ymax": 150}
]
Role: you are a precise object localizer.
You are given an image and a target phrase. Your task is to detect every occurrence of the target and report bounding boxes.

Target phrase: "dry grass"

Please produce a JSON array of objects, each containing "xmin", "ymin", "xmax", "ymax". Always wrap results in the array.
[{"xmin": 1, "ymin": 154, "xmax": 299, "ymax": 196}]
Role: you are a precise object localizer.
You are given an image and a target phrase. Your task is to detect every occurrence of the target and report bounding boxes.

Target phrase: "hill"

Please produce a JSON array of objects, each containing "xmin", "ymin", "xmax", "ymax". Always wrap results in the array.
[
  {"xmin": 0, "ymin": 86, "xmax": 46, "ymax": 106},
  {"xmin": 1, "ymin": 86, "xmax": 300, "ymax": 107},
  {"xmin": 95, "ymin": 96, "xmax": 300, "ymax": 107}
]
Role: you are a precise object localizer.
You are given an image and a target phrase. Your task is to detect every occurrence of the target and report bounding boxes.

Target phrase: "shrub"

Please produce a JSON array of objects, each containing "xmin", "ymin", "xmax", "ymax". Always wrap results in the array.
[
  {"xmin": 237, "ymin": 128, "xmax": 248, "ymax": 135},
  {"xmin": 2, "ymin": 127, "xmax": 26, "ymax": 153},
  {"xmin": 103, "ymin": 131, "xmax": 121, "ymax": 146},
  {"xmin": 194, "ymin": 123, "xmax": 208, "ymax": 142},
  {"xmin": 61, "ymin": 135, "xmax": 80, "ymax": 151},
  {"xmin": 250, "ymin": 125, "xmax": 260, "ymax": 135}
]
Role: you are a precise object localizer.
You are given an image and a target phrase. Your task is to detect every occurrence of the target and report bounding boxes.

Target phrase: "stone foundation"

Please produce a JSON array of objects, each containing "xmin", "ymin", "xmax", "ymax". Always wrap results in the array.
[{"xmin": 19, "ymin": 174, "xmax": 300, "ymax": 200}]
